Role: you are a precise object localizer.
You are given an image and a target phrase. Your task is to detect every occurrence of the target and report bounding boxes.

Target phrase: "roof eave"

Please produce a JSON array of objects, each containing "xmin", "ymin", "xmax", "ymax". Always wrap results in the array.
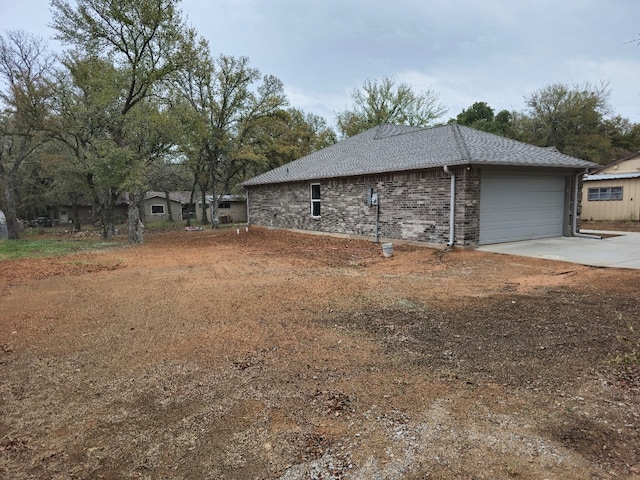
[{"xmin": 243, "ymin": 160, "xmax": 595, "ymax": 187}]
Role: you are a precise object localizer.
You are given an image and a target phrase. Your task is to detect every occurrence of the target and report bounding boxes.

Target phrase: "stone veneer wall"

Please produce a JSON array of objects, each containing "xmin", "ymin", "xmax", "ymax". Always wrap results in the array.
[{"xmin": 246, "ymin": 166, "xmax": 481, "ymax": 247}]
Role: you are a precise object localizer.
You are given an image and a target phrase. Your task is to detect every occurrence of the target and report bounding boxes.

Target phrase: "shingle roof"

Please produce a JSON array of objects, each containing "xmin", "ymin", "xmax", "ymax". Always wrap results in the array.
[
  {"xmin": 242, "ymin": 124, "xmax": 597, "ymax": 187},
  {"xmin": 145, "ymin": 191, "xmax": 185, "ymax": 203}
]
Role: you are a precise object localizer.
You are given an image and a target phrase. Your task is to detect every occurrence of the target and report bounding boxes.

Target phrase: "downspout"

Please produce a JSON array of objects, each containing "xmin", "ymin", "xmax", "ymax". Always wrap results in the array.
[
  {"xmin": 375, "ymin": 200, "xmax": 380, "ymax": 243},
  {"xmin": 572, "ymin": 169, "xmax": 601, "ymax": 239},
  {"xmin": 443, "ymin": 165, "xmax": 455, "ymax": 247}
]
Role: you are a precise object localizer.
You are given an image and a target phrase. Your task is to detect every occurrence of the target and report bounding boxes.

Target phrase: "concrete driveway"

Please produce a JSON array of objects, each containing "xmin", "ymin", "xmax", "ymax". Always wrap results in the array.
[{"xmin": 477, "ymin": 230, "xmax": 640, "ymax": 269}]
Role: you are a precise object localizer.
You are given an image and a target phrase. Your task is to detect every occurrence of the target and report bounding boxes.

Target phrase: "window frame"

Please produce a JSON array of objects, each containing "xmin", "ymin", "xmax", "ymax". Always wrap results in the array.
[
  {"xmin": 587, "ymin": 186, "xmax": 623, "ymax": 201},
  {"xmin": 310, "ymin": 183, "xmax": 321, "ymax": 218},
  {"xmin": 150, "ymin": 204, "xmax": 166, "ymax": 215}
]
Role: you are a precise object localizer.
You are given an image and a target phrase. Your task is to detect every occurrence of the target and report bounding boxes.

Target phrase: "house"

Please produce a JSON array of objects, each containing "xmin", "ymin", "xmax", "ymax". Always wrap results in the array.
[
  {"xmin": 581, "ymin": 151, "xmax": 640, "ymax": 221},
  {"xmin": 178, "ymin": 193, "xmax": 247, "ymax": 224},
  {"xmin": 56, "ymin": 203, "xmax": 94, "ymax": 225},
  {"xmin": 205, "ymin": 194, "xmax": 247, "ymax": 224},
  {"xmin": 47, "ymin": 191, "xmax": 247, "ymax": 226},
  {"xmin": 50, "ymin": 193, "xmax": 181, "ymax": 225},
  {"xmin": 241, "ymin": 124, "xmax": 597, "ymax": 247},
  {"xmin": 141, "ymin": 192, "xmax": 185, "ymax": 223}
]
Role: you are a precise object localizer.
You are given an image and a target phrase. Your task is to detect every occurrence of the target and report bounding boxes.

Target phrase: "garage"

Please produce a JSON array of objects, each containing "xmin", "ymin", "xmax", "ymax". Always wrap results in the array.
[
  {"xmin": 243, "ymin": 124, "xmax": 596, "ymax": 247},
  {"xmin": 479, "ymin": 173, "xmax": 567, "ymax": 245}
]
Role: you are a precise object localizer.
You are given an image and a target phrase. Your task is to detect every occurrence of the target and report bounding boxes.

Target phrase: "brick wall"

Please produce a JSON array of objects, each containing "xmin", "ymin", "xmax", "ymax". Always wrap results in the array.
[{"xmin": 246, "ymin": 166, "xmax": 481, "ymax": 246}]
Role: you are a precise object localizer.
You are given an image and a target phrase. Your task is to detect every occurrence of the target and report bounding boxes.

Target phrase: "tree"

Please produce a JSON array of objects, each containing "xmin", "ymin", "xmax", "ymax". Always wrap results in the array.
[
  {"xmin": 336, "ymin": 76, "xmax": 447, "ymax": 138},
  {"xmin": 494, "ymin": 110, "xmax": 514, "ymax": 137},
  {"xmin": 47, "ymin": 55, "xmax": 125, "ymax": 234},
  {"xmin": 455, "ymin": 101, "xmax": 494, "ymax": 125},
  {"xmin": 599, "ymin": 115, "xmax": 640, "ymax": 161},
  {"xmin": 51, "ymin": 0, "xmax": 198, "ymax": 242},
  {"xmin": 452, "ymin": 101, "xmax": 515, "ymax": 137},
  {"xmin": 0, "ymin": 31, "xmax": 54, "ymax": 239},
  {"xmin": 242, "ymin": 108, "xmax": 336, "ymax": 177},
  {"xmin": 523, "ymin": 81, "xmax": 613, "ymax": 162},
  {"xmin": 173, "ymin": 52, "xmax": 287, "ymax": 225}
]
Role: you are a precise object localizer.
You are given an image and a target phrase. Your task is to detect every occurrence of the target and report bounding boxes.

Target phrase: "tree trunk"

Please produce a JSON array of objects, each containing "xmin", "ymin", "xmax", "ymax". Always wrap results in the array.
[
  {"xmin": 3, "ymin": 174, "xmax": 21, "ymax": 240},
  {"xmin": 164, "ymin": 191, "xmax": 174, "ymax": 222},
  {"xmin": 100, "ymin": 205, "xmax": 112, "ymax": 240},
  {"xmin": 127, "ymin": 192, "xmax": 144, "ymax": 244},
  {"xmin": 186, "ymin": 187, "xmax": 194, "ymax": 226},
  {"xmin": 210, "ymin": 174, "xmax": 218, "ymax": 229},
  {"xmin": 72, "ymin": 200, "xmax": 81, "ymax": 231},
  {"xmin": 199, "ymin": 183, "xmax": 209, "ymax": 224},
  {"xmin": 100, "ymin": 190, "xmax": 117, "ymax": 240},
  {"xmin": 137, "ymin": 193, "xmax": 146, "ymax": 225}
]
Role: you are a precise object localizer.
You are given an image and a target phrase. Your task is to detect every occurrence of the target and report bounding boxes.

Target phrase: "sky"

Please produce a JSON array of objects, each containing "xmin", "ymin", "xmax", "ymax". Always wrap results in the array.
[{"xmin": 2, "ymin": 0, "xmax": 640, "ymax": 127}]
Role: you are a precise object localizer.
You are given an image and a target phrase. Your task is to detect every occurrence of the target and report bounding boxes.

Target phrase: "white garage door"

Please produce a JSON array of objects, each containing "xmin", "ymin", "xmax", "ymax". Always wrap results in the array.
[{"xmin": 479, "ymin": 174, "xmax": 566, "ymax": 245}]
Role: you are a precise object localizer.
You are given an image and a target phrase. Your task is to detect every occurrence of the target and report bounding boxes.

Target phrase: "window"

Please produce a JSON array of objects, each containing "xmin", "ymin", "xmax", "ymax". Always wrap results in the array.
[
  {"xmin": 218, "ymin": 202, "xmax": 231, "ymax": 209},
  {"xmin": 587, "ymin": 187, "xmax": 623, "ymax": 201},
  {"xmin": 310, "ymin": 184, "xmax": 321, "ymax": 217},
  {"xmin": 151, "ymin": 204, "xmax": 165, "ymax": 214}
]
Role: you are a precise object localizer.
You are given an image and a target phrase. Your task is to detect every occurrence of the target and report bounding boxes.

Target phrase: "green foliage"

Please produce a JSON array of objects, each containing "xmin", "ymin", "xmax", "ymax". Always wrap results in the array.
[
  {"xmin": 599, "ymin": 115, "xmax": 640, "ymax": 159},
  {"xmin": 456, "ymin": 101, "xmax": 495, "ymax": 125},
  {"xmin": 454, "ymin": 80, "xmax": 640, "ymax": 163},
  {"xmin": 50, "ymin": 0, "xmax": 200, "ymax": 242},
  {"xmin": 455, "ymin": 83, "xmax": 640, "ymax": 163},
  {"xmin": 336, "ymin": 76, "xmax": 447, "ymax": 138},
  {"xmin": 172, "ymin": 52, "xmax": 290, "ymax": 205},
  {"xmin": 46, "ymin": 56, "xmax": 124, "ymax": 224},
  {"xmin": 452, "ymin": 101, "xmax": 515, "ymax": 136},
  {"xmin": 0, "ymin": 31, "xmax": 55, "ymax": 239},
  {"xmin": 242, "ymin": 108, "xmax": 337, "ymax": 177},
  {"xmin": 0, "ymin": 236, "xmax": 119, "ymax": 260},
  {"xmin": 51, "ymin": 0, "xmax": 194, "ymax": 116},
  {"xmin": 523, "ymin": 81, "xmax": 613, "ymax": 162}
]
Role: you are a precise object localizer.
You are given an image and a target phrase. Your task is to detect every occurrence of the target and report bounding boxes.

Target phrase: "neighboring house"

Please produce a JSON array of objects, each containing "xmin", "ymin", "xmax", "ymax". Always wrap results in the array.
[
  {"xmin": 50, "ymin": 193, "xmax": 178, "ymax": 225},
  {"xmin": 177, "ymin": 193, "xmax": 247, "ymax": 224},
  {"xmin": 204, "ymin": 194, "xmax": 247, "ymax": 224},
  {"xmin": 581, "ymin": 152, "xmax": 640, "ymax": 221},
  {"xmin": 47, "ymin": 194, "xmax": 136, "ymax": 226},
  {"xmin": 46, "ymin": 191, "xmax": 246, "ymax": 226},
  {"xmin": 142, "ymin": 192, "xmax": 185, "ymax": 223},
  {"xmin": 57, "ymin": 204, "xmax": 93, "ymax": 225},
  {"xmin": 46, "ymin": 197, "xmax": 98, "ymax": 226},
  {"xmin": 242, "ymin": 124, "xmax": 597, "ymax": 247}
]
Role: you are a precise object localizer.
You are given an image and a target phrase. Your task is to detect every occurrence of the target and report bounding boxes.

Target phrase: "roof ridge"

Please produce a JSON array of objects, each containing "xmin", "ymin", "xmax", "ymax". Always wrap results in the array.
[{"xmin": 451, "ymin": 124, "xmax": 472, "ymax": 161}]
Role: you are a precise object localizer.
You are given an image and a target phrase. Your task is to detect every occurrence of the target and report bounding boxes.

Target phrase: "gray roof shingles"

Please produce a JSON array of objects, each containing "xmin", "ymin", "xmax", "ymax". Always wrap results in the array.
[{"xmin": 242, "ymin": 124, "xmax": 597, "ymax": 187}]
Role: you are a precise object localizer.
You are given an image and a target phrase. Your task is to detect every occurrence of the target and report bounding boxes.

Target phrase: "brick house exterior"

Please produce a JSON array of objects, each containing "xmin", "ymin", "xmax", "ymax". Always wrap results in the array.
[
  {"xmin": 247, "ymin": 168, "xmax": 480, "ymax": 245},
  {"xmin": 243, "ymin": 124, "xmax": 596, "ymax": 247}
]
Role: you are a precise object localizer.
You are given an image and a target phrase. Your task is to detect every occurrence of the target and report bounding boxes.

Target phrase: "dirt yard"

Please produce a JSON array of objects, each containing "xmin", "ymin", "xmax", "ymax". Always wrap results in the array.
[{"xmin": 1, "ymin": 225, "xmax": 640, "ymax": 479}]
